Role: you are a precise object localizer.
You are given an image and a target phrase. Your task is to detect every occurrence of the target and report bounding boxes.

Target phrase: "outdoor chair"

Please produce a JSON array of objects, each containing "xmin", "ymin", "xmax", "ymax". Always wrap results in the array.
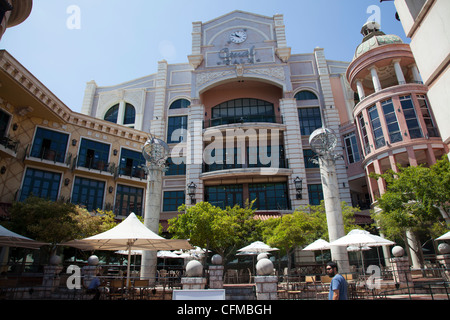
[
  {"xmin": 131, "ymin": 279, "xmax": 150, "ymax": 300},
  {"xmin": 107, "ymin": 279, "xmax": 124, "ymax": 300}
]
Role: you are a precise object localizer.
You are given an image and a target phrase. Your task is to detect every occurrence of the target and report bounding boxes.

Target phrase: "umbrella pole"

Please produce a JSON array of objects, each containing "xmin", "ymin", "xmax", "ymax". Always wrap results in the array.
[{"xmin": 126, "ymin": 242, "xmax": 132, "ymax": 289}]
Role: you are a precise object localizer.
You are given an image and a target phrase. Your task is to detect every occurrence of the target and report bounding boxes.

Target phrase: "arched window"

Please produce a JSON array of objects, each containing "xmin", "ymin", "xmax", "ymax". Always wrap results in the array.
[
  {"xmin": 295, "ymin": 90, "xmax": 318, "ymax": 101},
  {"xmin": 169, "ymin": 99, "xmax": 190, "ymax": 109},
  {"xmin": 104, "ymin": 102, "xmax": 136, "ymax": 127},
  {"xmin": 123, "ymin": 103, "xmax": 135, "ymax": 125},
  {"xmin": 104, "ymin": 104, "xmax": 119, "ymax": 123},
  {"xmin": 210, "ymin": 98, "xmax": 275, "ymax": 126}
]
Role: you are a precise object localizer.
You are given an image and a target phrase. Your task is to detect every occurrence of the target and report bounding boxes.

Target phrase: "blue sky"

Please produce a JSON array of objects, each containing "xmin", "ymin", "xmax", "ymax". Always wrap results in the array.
[{"xmin": 1, "ymin": 0, "xmax": 407, "ymax": 113}]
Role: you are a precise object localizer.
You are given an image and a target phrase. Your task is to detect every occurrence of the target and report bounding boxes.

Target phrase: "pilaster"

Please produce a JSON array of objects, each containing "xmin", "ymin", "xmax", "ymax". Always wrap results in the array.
[{"xmin": 150, "ymin": 60, "xmax": 168, "ymax": 138}]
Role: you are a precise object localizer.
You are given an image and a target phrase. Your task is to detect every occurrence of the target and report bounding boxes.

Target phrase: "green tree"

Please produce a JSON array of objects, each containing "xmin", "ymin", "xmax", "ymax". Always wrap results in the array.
[
  {"xmin": 370, "ymin": 158, "xmax": 450, "ymax": 268},
  {"xmin": 168, "ymin": 201, "xmax": 258, "ymax": 263},
  {"xmin": 261, "ymin": 211, "xmax": 317, "ymax": 273}
]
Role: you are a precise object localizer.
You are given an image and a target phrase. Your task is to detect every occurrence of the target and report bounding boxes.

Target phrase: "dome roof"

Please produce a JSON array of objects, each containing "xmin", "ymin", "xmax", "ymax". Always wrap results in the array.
[{"xmin": 353, "ymin": 21, "xmax": 403, "ymax": 59}]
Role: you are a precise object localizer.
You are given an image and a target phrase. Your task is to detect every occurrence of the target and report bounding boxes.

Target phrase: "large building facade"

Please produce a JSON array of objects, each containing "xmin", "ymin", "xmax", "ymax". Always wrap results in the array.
[
  {"xmin": 81, "ymin": 11, "xmax": 356, "ymax": 227},
  {"xmin": 1, "ymin": 9, "xmax": 447, "ymax": 267}
]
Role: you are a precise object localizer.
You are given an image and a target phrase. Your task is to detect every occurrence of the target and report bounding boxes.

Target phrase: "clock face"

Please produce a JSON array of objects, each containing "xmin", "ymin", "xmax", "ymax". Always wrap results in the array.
[{"xmin": 230, "ymin": 31, "xmax": 247, "ymax": 44}]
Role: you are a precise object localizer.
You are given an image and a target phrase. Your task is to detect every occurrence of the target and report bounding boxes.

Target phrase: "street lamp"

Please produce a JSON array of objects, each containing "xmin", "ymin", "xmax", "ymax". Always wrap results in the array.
[
  {"xmin": 294, "ymin": 177, "xmax": 303, "ymax": 199},
  {"xmin": 187, "ymin": 182, "xmax": 197, "ymax": 204}
]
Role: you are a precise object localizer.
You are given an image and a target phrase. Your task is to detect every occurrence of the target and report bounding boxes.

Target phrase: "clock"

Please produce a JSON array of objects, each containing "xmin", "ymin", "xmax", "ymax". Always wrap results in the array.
[{"xmin": 230, "ymin": 30, "xmax": 247, "ymax": 44}]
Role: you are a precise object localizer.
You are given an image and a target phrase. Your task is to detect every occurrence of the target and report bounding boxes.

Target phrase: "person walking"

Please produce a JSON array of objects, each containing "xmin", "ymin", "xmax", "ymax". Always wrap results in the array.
[{"xmin": 326, "ymin": 261, "xmax": 348, "ymax": 300}]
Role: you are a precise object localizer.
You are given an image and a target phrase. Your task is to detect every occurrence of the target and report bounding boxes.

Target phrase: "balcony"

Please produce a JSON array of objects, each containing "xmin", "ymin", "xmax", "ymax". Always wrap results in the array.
[
  {"xmin": 0, "ymin": 135, "xmax": 19, "ymax": 157},
  {"xmin": 204, "ymin": 115, "xmax": 283, "ymax": 129}
]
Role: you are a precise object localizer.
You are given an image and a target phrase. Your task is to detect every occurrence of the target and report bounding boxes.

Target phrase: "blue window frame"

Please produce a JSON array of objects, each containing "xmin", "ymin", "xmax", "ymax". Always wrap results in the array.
[
  {"xmin": 381, "ymin": 99, "xmax": 402, "ymax": 144},
  {"xmin": 308, "ymin": 184, "xmax": 323, "ymax": 205},
  {"xmin": 295, "ymin": 91, "xmax": 318, "ymax": 101},
  {"xmin": 249, "ymin": 182, "xmax": 289, "ymax": 210},
  {"xmin": 303, "ymin": 149, "xmax": 319, "ymax": 168},
  {"xmin": 298, "ymin": 107, "xmax": 322, "ymax": 136},
  {"xmin": 123, "ymin": 103, "xmax": 136, "ymax": 125},
  {"xmin": 119, "ymin": 148, "xmax": 146, "ymax": 178},
  {"xmin": 20, "ymin": 168, "xmax": 61, "ymax": 201},
  {"xmin": 165, "ymin": 157, "xmax": 186, "ymax": 176},
  {"xmin": 72, "ymin": 176, "xmax": 105, "ymax": 211},
  {"xmin": 343, "ymin": 133, "xmax": 361, "ymax": 163},
  {"xmin": 169, "ymin": 99, "xmax": 190, "ymax": 109},
  {"xmin": 167, "ymin": 116, "xmax": 188, "ymax": 144},
  {"xmin": 163, "ymin": 191, "xmax": 185, "ymax": 212},
  {"xmin": 115, "ymin": 184, "xmax": 144, "ymax": 217},
  {"xmin": 78, "ymin": 138, "xmax": 110, "ymax": 170},
  {"xmin": 104, "ymin": 104, "xmax": 119, "ymax": 123},
  {"xmin": 205, "ymin": 185, "xmax": 243, "ymax": 209},
  {"xmin": 368, "ymin": 105, "xmax": 386, "ymax": 149},
  {"xmin": 30, "ymin": 127, "xmax": 69, "ymax": 163},
  {"xmin": 400, "ymin": 95, "xmax": 423, "ymax": 139},
  {"xmin": 210, "ymin": 98, "xmax": 275, "ymax": 126}
]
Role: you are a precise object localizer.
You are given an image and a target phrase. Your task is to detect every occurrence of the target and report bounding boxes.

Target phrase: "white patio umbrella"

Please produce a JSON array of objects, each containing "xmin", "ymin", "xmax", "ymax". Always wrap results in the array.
[
  {"xmin": 237, "ymin": 241, "xmax": 279, "ymax": 253},
  {"xmin": 63, "ymin": 213, "xmax": 191, "ymax": 287},
  {"xmin": 302, "ymin": 239, "xmax": 330, "ymax": 264},
  {"xmin": 330, "ymin": 229, "xmax": 395, "ymax": 272},
  {"xmin": 0, "ymin": 224, "xmax": 48, "ymax": 249},
  {"xmin": 436, "ymin": 231, "xmax": 450, "ymax": 240}
]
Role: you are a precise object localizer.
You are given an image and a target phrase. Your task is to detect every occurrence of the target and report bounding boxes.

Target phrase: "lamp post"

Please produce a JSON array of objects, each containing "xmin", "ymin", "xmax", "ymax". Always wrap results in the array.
[
  {"xmin": 187, "ymin": 182, "xmax": 197, "ymax": 204},
  {"xmin": 294, "ymin": 177, "xmax": 303, "ymax": 200},
  {"xmin": 140, "ymin": 135, "xmax": 169, "ymax": 282},
  {"xmin": 309, "ymin": 128, "xmax": 350, "ymax": 273}
]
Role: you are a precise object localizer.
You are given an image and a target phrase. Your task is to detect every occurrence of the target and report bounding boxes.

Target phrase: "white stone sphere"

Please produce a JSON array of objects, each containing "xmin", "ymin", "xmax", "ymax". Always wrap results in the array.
[
  {"xmin": 185, "ymin": 260, "xmax": 203, "ymax": 277},
  {"xmin": 49, "ymin": 255, "xmax": 61, "ymax": 266},
  {"xmin": 392, "ymin": 246, "xmax": 404, "ymax": 257},
  {"xmin": 256, "ymin": 258, "xmax": 273, "ymax": 276},
  {"xmin": 88, "ymin": 255, "xmax": 99, "ymax": 266},
  {"xmin": 211, "ymin": 254, "xmax": 223, "ymax": 265},
  {"xmin": 257, "ymin": 253, "xmax": 268, "ymax": 261},
  {"xmin": 438, "ymin": 243, "xmax": 450, "ymax": 254}
]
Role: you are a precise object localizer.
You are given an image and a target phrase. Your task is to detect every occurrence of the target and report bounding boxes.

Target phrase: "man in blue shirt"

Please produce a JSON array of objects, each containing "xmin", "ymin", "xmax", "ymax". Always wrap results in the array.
[{"xmin": 326, "ymin": 261, "xmax": 348, "ymax": 300}]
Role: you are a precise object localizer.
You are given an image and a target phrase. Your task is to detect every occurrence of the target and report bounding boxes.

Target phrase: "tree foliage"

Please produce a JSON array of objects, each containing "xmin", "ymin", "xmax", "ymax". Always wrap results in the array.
[
  {"xmin": 167, "ymin": 201, "xmax": 259, "ymax": 263},
  {"xmin": 370, "ymin": 158, "xmax": 450, "ymax": 267},
  {"xmin": 5, "ymin": 197, "xmax": 117, "ymax": 249}
]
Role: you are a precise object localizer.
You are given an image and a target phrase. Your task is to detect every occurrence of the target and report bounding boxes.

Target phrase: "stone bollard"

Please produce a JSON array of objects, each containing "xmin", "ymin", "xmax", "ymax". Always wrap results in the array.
[
  {"xmin": 390, "ymin": 246, "xmax": 412, "ymax": 287},
  {"xmin": 254, "ymin": 256, "xmax": 278, "ymax": 300},
  {"xmin": 42, "ymin": 255, "xmax": 63, "ymax": 298},
  {"xmin": 209, "ymin": 255, "xmax": 224, "ymax": 289},
  {"xmin": 436, "ymin": 243, "xmax": 450, "ymax": 281},
  {"xmin": 181, "ymin": 260, "xmax": 207, "ymax": 290}
]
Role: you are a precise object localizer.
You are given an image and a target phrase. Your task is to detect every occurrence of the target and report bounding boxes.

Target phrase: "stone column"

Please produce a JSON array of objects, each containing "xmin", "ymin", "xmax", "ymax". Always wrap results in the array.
[
  {"xmin": 141, "ymin": 165, "xmax": 165, "ymax": 283},
  {"xmin": 390, "ymin": 246, "xmax": 412, "ymax": 287},
  {"xmin": 255, "ymin": 257, "xmax": 278, "ymax": 300},
  {"xmin": 319, "ymin": 155, "xmax": 350, "ymax": 273},
  {"xmin": 410, "ymin": 64, "xmax": 422, "ymax": 83},
  {"xmin": 393, "ymin": 60, "xmax": 406, "ymax": 85},
  {"xmin": 370, "ymin": 67, "xmax": 382, "ymax": 92},
  {"xmin": 209, "ymin": 254, "xmax": 224, "ymax": 289},
  {"xmin": 42, "ymin": 256, "xmax": 63, "ymax": 298},
  {"xmin": 356, "ymin": 80, "xmax": 365, "ymax": 100}
]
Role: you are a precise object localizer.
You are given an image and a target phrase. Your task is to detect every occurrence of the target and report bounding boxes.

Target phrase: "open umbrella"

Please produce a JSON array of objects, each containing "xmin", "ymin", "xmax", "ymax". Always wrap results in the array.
[
  {"xmin": 330, "ymin": 229, "xmax": 395, "ymax": 272},
  {"xmin": 62, "ymin": 213, "xmax": 191, "ymax": 287},
  {"xmin": 0, "ymin": 225, "xmax": 48, "ymax": 249},
  {"xmin": 302, "ymin": 239, "xmax": 330, "ymax": 265},
  {"xmin": 237, "ymin": 241, "xmax": 279, "ymax": 253},
  {"xmin": 436, "ymin": 231, "xmax": 450, "ymax": 240}
]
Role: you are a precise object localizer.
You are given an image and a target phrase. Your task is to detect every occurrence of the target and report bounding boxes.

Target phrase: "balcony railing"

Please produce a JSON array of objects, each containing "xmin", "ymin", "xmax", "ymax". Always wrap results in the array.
[
  {"xmin": 204, "ymin": 115, "xmax": 283, "ymax": 128},
  {"xmin": 118, "ymin": 166, "xmax": 147, "ymax": 180},
  {"xmin": 202, "ymin": 158, "xmax": 289, "ymax": 173},
  {"xmin": 0, "ymin": 136, "xmax": 19, "ymax": 153}
]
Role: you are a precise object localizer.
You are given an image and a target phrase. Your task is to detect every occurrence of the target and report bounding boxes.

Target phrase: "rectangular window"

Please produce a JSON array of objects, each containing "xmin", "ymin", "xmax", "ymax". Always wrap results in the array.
[
  {"xmin": 400, "ymin": 95, "xmax": 423, "ymax": 139},
  {"xmin": 303, "ymin": 149, "xmax": 319, "ymax": 168},
  {"xmin": 0, "ymin": 109, "xmax": 11, "ymax": 138},
  {"xmin": 119, "ymin": 148, "xmax": 146, "ymax": 178},
  {"xmin": 163, "ymin": 190, "xmax": 185, "ymax": 212},
  {"xmin": 72, "ymin": 176, "xmax": 105, "ymax": 211},
  {"xmin": 205, "ymin": 185, "xmax": 243, "ymax": 209},
  {"xmin": 20, "ymin": 168, "xmax": 61, "ymax": 201},
  {"xmin": 381, "ymin": 99, "xmax": 402, "ymax": 143},
  {"xmin": 368, "ymin": 105, "xmax": 386, "ymax": 149},
  {"xmin": 417, "ymin": 95, "xmax": 439, "ymax": 138},
  {"xmin": 248, "ymin": 182, "xmax": 289, "ymax": 210},
  {"xmin": 167, "ymin": 116, "xmax": 187, "ymax": 143},
  {"xmin": 165, "ymin": 157, "xmax": 186, "ymax": 176},
  {"xmin": 308, "ymin": 184, "xmax": 324, "ymax": 206},
  {"xmin": 343, "ymin": 132, "xmax": 361, "ymax": 164},
  {"xmin": 115, "ymin": 184, "xmax": 144, "ymax": 217},
  {"xmin": 78, "ymin": 138, "xmax": 110, "ymax": 170},
  {"xmin": 358, "ymin": 113, "xmax": 370, "ymax": 155},
  {"xmin": 30, "ymin": 127, "xmax": 69, "ymax": 163},
  {"xmin": 298, "ymin": 107, "xmax": 322, "ymax": 136}
]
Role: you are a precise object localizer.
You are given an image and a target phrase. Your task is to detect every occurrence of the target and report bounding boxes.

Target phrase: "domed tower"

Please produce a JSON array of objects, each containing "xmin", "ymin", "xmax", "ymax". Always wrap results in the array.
[{"xmin": 346, "ymin": 21, "xmax": 447, "ymax": 203}]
